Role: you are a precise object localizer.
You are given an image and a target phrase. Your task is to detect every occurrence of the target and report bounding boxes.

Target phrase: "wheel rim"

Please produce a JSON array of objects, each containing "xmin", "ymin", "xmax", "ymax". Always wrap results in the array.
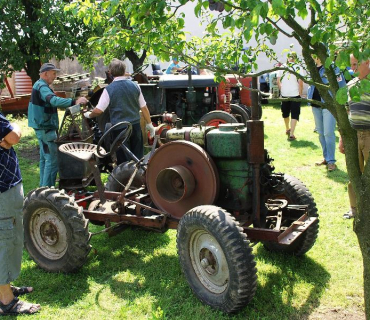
[
  {"xmin": 29, "ymin": 207, "xmax": 68, "ymax": 260},
  {"xmin": 189, "ymin": 229, "xmax": 229, "ymax": 293},
  {"xmin": 205, "ymin": 119, "xmax": 227, "ymax": 127}
]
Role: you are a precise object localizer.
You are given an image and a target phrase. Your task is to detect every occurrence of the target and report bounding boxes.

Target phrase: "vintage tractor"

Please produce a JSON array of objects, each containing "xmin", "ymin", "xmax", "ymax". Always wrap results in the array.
[
  {"xmin": 90, "ymin": 66, "xmax": 260, "ymax": 128},
  {"xmin": 23, "ymin": 79, "xmax": 318, "ymax": 314},
  {"xmin": 141, "ymin": 67, "xmax": 262, "ymax": 127}
]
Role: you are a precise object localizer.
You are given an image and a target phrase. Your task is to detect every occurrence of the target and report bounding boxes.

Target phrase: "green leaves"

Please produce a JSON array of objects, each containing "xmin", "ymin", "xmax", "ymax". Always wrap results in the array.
[
  {"xmin": 336, "ymin": 87, "xmax": 348, "ymax": 105},
  {"xmin": 349, "ymin": 85, "xmax": 361, "ymax": 102},
  {"xmin": 272, "ymin": 0, "xmax": 286, "ymax": 16},
  {"xmin": 360, "ymin": 79, "xmax": 370, "ymax": 93}
]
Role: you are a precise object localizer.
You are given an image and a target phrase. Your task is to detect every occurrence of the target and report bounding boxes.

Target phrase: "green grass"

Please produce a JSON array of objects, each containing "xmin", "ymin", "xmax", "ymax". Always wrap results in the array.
[{"xmin": 9, "ymin": 105, "xmax": 363, "ymax": 319}]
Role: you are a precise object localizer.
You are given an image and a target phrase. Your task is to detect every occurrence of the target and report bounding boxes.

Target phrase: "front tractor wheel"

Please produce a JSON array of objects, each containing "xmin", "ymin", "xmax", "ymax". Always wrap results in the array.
[
  {"xmin": 264, "ymin": 174, "xmax": 319, "ymax": 255},
  {"xmin": 177, "ymin": 205, "xmax": 257, "ymax": 313},
  {"xmin": 23, "ymin": 187, "xmax": 91, "ymax": 272}
]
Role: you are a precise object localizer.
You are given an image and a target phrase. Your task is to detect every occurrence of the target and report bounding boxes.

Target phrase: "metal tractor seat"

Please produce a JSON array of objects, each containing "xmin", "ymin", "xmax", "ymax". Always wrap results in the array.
[
  {"xmin": 59, "ymin": 142, "xmax": 106, "ymax": 162},
  {"xmin": 58, "ymin": 122, "xmax": 132, "ymax": 203},
  {"xmin": 59, "ymin": 142, "xmax": 107, "ymax": 202}
]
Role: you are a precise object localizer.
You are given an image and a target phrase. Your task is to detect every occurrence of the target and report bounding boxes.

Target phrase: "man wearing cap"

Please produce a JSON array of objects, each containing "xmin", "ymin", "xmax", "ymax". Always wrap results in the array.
[
  {"xmin": 166, "ymin": 57, "xmax": 184, "ymax": 74},
  {"xmin": 28, "ymin": 62, "xmax": 88, "ymax": 187}
]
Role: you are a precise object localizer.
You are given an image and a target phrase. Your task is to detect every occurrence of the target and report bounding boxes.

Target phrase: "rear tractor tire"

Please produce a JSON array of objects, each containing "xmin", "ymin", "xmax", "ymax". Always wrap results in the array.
[
  {"xmin": 177, "ymin": 205, "xmax": 257, "ymax": 313},
  {"xmin": 105, "ymin": 161, "xmax": 145, "ymax": 192},
  {"xmin": 23, "ymin": 187, "xmax": 91, "ymax": 272},
  {"xmin": 263, "ymin": 174, "xmax": 319, "ymax": 256}
]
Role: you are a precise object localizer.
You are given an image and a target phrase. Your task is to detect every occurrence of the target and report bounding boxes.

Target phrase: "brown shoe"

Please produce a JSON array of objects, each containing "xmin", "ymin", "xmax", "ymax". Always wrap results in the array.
[
  {"xmin": 327, "ymin": 163, "xmax": 337, "ymax": 171},
  {"xmin": 315, "ymin": 159, "xmax": 327, "ymax": 166}
]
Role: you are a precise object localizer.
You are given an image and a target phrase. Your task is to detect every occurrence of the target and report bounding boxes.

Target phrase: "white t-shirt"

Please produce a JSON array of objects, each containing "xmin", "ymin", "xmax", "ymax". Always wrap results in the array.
[{"xmin": 278, "ymin": 65, "xmax": 302, "ymax": 97}]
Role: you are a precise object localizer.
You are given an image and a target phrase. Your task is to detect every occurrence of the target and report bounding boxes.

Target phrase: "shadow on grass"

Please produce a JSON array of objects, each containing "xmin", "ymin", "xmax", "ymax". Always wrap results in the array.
[
  {"xmin": 18, "ymin": 227, "xmax": 172, "ymax": 308},
  {"xmin": 19, "ymin": 225, "xmax": 329, "ymax": 320},
  {"xmin": 82, "ymin": 227, "xmax": 331, "ymax": 319},
  {"xmin": 287, "ymin": 139, "xmax": 320, "ymax": 150},
  {"xmin": 246, "ymin": 244, "xmax": 330, "ymax": 320}
]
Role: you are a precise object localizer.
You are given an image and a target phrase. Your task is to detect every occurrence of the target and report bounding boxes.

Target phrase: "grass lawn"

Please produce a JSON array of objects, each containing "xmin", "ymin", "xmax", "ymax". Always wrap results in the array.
[{"xmin": 8, "ymin": 104, "xmax": 364, "ymax": 319}]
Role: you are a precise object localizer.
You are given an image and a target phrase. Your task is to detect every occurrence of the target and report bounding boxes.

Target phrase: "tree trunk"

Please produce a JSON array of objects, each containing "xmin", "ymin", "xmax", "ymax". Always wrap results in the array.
[
  {"xmin": 354, "ymin": 208, "xmax": 370, "ymax": 319},
  {"xmin": 125, "ymin": 49, "xmax": 147, "ymax": 71},
  {"xmin": 25, "ymin": 59, "xmax": 41, "ymax": 84}
]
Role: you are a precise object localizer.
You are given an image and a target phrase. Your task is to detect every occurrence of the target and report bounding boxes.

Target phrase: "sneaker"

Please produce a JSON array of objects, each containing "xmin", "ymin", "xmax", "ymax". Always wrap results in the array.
[
  {"xmin": 327, "ymin": 163, "xmax": 337, "ymax": 171},
  {"xmin": 343, "ymin": 209, "xmax": 355, "ymax": 219}
]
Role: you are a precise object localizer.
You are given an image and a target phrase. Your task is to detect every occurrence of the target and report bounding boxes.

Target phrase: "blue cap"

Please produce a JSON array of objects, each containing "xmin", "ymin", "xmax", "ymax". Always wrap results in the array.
[{"xmin": 172, "ymin": 57, "xmax": 178, "ymax": 62}]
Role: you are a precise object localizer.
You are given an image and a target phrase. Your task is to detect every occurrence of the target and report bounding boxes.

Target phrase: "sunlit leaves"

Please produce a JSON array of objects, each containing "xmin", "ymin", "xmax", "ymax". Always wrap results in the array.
[
  {"xmin": 336, "ymin": 87, "xmax": 348, "ymax": 104},
  {"xmin": 360, "ymin": 79, "xmax": 370, "ymax": 93},
  {"xmin": 349, "ymin": 85, "xmax": 361, "ymax": 102},
  {"xmin": 271, "ymin": 0, "xmax": 286, "ymax": 17},
  {"xmin": 326, "ymin": 0, "xmax": 335, "ymax": 13}
]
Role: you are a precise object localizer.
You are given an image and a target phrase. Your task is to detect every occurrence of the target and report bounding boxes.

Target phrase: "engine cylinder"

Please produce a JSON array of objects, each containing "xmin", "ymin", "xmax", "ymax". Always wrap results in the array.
[{"xmin": 206, "ymin": 123, "xmax": 248, "ymax": 159}]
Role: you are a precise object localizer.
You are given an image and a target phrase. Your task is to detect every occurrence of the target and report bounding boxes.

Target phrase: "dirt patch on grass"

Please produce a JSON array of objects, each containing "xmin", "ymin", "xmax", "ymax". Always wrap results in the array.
[
  {"xmin": 17, "ymin": 144, "xmax": 39, "ymax": 163},
  {"xmin": 308, "ymin": 307, "xmax": 365, "ymax": 320}
]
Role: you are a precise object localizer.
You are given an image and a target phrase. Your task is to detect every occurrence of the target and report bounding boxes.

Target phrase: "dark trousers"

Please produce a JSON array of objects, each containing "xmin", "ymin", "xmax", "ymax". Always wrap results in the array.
[{"xmin": 111, "ymin": 122, "xmax": 143, "ymax": 165}]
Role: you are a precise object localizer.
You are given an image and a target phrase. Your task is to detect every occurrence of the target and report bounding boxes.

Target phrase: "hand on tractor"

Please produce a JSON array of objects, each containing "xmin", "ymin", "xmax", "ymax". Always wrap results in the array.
[
  {"xmin": 76, "ymin": 97, "xmax": 88, "ymax": 105},
  {"xmin": 146, "ymin": 123, "xmax": 155, "ymax": 138},
  {"xmin": 84, "ymin": 111, "xmax": 92, "ymax": 119}
]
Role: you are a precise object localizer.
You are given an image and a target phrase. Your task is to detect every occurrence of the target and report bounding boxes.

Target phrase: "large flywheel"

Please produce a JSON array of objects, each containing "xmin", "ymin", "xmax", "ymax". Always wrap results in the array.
[{"xmin": 146, "ymin": 141, "xmax": 219, "ymax": 219}]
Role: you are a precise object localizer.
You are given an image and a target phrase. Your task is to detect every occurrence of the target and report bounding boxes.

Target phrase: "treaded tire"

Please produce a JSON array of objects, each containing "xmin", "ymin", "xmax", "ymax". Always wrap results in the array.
[
  {"xmin": 263, "ymin": 174, "xmax": 319, "ymax": 256},
  {"xmin": 23, "ymin": 187, "xmax": 91, "ymax": 272},
  {"xmin": 177, "ymin": 205, "xmax": 257, "ymax": 313},
  {"xmin": 199, "ymin": 110, "xmax": 238, "ymax": 127},
  {"xmin": 230, "ymin": 103, "xmax": 251, "ymax": 124},
  {"xmin": 105, "ymin": 161, "xmax": 145, "ymax": 192}
]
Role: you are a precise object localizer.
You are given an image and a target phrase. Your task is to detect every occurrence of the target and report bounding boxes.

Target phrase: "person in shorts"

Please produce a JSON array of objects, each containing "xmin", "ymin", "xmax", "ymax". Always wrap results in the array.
[{"xmin": 277, "ymin": 52, "xmax": 304, "ymax": 140}]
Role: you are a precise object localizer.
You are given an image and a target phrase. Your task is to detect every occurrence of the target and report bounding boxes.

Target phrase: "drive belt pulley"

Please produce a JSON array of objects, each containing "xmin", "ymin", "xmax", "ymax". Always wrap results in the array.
[{"xmin": 146, "ymin": 140, "xmax": 219, "ymax": 219}]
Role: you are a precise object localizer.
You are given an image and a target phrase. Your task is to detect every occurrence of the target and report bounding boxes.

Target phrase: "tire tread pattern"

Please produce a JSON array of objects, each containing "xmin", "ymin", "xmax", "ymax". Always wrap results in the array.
[
  {"xmin": 23, "ymin": 188, "xmax": 91, "ymax": 272},
  {"xmin": 264, "ymin": 174, "xmax": 319, "ymax": 256},
  {"xmin": 177, "ymin": 205, "xmax": 257, "ymax": 313}
]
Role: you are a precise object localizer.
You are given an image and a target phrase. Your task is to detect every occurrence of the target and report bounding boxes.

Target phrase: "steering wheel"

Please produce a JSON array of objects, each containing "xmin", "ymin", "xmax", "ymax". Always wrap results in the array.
[
  {"xmin": 131, "ymin": 64, "xmax": 149, "ymax": 78},
  {"xmin": 96, "ymin": 121, "xmax": 132, "ymax": 158}
]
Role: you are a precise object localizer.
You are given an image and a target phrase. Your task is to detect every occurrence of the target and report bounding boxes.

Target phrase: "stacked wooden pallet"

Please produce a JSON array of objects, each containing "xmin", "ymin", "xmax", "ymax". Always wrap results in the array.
[{"xmin": 52, "ymin": 73, "xmax": 91, "ymax": 97}]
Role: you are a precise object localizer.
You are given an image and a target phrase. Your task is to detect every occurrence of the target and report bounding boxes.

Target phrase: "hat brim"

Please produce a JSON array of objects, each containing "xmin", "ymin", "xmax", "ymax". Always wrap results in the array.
[{"xmin": 39, "ymin": 68, "xmax": 61, "ymax": 74}]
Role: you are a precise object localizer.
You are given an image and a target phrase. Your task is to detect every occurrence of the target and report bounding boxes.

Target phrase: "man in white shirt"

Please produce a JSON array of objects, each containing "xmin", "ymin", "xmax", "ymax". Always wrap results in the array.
[
  {"xmin": 84, "ymin": 59, "xmax": 155, "ymax": 164},
  {"xmin": 277, "ymin": 52, "xmax": 304, "ymax": 140}
]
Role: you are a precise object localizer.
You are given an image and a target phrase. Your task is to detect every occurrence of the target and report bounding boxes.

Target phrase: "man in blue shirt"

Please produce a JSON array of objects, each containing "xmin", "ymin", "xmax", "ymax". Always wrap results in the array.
[
  {"xmin": 0, "ymin": 112, "xmax": 41, "ymax": 315},
  {"xmin": 28, "ymin": 63, "xmax": 88, "ymax": 187}
]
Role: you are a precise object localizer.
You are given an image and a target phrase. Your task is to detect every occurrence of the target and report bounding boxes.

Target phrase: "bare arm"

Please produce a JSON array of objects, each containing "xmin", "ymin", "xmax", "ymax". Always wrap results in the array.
[
  {"xmin": 298, "ymin": 79, "xmax": 303, "ymax": 96},
  {"xmin": 277, "ymin": 77, "xmax": 281, "ymax": 90},
  {"xmin": 86, "ymin": 108, "xmax": 104, "ymax": 118},
  {"xmin": 0, "ymin": 123, "xmax": 21, "ymax": 149},
  {"xmin": 141, "ymin": 106, "xmax": 151, "ymax": 124}
]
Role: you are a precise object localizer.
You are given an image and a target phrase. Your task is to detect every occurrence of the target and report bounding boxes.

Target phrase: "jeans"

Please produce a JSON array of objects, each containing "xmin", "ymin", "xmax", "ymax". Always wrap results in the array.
[
  {"xmin": 34, "ymin": 129, "xmax": 58, "ymax": 187},
  {"xmin": 312, "ymin": 107, "xmax": 336, "ymax": 164}
]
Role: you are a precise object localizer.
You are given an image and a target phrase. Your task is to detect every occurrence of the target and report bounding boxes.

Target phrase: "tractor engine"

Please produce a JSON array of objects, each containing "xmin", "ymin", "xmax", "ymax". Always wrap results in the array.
[{"xmin": 151, "ymin": 121, "xmax": 283, "ymax": 216}]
